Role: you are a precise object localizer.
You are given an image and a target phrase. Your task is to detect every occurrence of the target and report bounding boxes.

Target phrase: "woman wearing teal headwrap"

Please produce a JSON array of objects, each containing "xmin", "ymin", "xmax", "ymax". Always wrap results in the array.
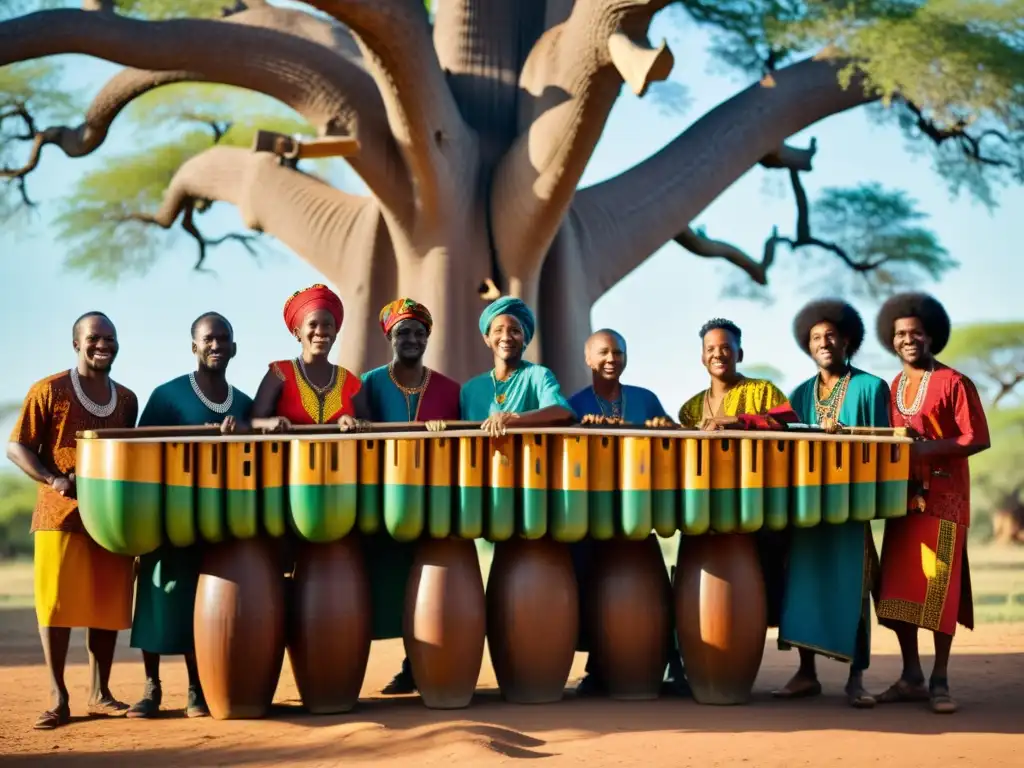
[{"xmin": 460, "ymin": 297, "xmax": 575, "ymax": 435}]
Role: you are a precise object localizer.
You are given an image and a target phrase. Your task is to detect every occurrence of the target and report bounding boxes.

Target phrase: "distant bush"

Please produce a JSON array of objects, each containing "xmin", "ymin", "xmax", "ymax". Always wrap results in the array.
[{"xmin": 0, "ymin": 470, "xmax": 36, "ymax": 559}]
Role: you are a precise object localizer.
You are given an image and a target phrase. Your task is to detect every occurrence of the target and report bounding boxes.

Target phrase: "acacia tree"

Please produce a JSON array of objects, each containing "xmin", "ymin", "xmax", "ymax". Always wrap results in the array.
[
  {"xmin": 1, "ymin": 0, "xmax": 1022, "ymax": 390},
  {"xmin": 943, "ymin": 322, "xmax": 1024, "ymax": 545}
]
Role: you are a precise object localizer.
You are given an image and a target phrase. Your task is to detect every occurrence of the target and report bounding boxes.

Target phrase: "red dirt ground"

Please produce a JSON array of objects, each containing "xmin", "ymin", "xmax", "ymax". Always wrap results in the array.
[{"xmin": 0, "ymin": 606, "xmax": 1021, "ymax": 766}]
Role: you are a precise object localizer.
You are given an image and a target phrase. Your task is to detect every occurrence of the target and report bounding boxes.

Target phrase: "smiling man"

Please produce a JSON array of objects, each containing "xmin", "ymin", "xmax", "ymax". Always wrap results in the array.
[
  {"xmin": 7, "ymin": 312, "xmax": 139, "ymax": 730},
  {"xmin": 568, "ymin": 329, "xmax": 682, "ymax": 697},
  {"xmin": 774, "ymin": 299, "xmax": 890, "ymax": 708},
  {"xmin": 360, "ymin": 298, "xmax": 461, "ymax": 696},
  {"xmin": 568, "ymin": 329, "xmax": 670, "ymax": 426},
  {"xmin": 677, "ymin": 318, "xmax": 789, "ymax": 430},
  {"xmin": 873, "ymin": 293, "xmax": 990, "ymax": 715},
  {"xmin": 127, "ymin": 313, "xmax": 253, "ymax": 720}
]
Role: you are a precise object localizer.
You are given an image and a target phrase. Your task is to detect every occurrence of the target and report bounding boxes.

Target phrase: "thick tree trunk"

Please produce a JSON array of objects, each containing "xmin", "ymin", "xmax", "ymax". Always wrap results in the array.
[{"xmin": 0, "ymin": 3, "xmax": 886, "ymax": 399}]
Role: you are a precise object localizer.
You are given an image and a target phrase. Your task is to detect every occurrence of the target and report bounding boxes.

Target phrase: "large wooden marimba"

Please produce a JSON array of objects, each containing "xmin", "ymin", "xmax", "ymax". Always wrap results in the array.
[{"xmin": 75, "ymin": 424, "xmax": 911, "ymax": 717}]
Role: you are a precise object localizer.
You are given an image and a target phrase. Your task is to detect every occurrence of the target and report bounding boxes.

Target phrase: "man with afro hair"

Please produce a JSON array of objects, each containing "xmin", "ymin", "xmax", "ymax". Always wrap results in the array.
[
  {"xmin": 873, "ymin": 292, "xmax": 990, "ymax": 714},
  {"xmin": 773, "ymin": 299, "xmax": 890, "ymax": 708}
]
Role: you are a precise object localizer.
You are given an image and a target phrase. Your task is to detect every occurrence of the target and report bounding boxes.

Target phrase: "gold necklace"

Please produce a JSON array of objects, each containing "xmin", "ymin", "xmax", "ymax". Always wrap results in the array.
[
  {"xmin": 297, "ymin": 357, "xmax": 336, "ymax": 395},
  {"xmin": 491, "ymin": 367, "xmax": 520, "ymax": 409},
  {"xmin": 389, "ymin": 364, "xmax": 429, "ymax": 421}
]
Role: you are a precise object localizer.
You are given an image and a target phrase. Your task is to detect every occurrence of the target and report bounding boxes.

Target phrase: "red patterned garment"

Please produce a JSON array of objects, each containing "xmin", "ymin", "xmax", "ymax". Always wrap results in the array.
[
  {"xmin": 269, "ymin": 359, "xmax": 361, "ymax": 425},
  {"xmin": 876, "ymin": 363, "xmax": 990, "ymax": 635}
]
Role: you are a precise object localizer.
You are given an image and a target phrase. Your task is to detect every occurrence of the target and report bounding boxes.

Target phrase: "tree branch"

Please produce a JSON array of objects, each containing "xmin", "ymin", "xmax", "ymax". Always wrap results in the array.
[
  {"xmin": 903, "ymin": 100, "xmax": 1016, "ymax": 170},
  {"xmin": 674, "ymin": 226, "xmax": 776, "ymax": 285},
  {"xmin": 305, "ymin": 1, "xmax": 471, "ymax": 221},
  {"xmin": 105, "ymin": 143, "xmax": 398, "ymax": 373},
  {"xmin": 0, "ymin": 7, "xmax": 410, "ymax": 217},
  {"xmin": 991, "ymin": 373, "xmax": 1024, "ymax": 407},
  {"xmin": 573, "ymin": 56, "xmax": 877, "ymax": 299},
  {"xmin": 672, "ymin": 151, "xmax": 885, "ymax": 288},
  {"xmin": 490, "ymin": 0, "xmax": 675, "ymax": 287},
  {"xmin": 118, "ymin": 200, "xmax": 266, "ymax": 272}
]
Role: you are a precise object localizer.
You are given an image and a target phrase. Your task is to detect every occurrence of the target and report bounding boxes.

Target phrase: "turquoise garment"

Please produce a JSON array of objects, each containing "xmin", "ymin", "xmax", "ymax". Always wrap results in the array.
[
  {"xmin": 779, "ymin": 367, "xmax": 889, "ymax": 668},
  {"xmin": 568, "ymin": 384, "xmax": 667, "ymax": 425},
  {"xmin": 359, "ymin": 364, "xmax": 422, "ymax": 641},
  {"xmin": 361, "ymin": 365, "xmax": 420, "ymax": 422},
  {"xmin": 131, "ymin": 374, "xmax": 253, "ymax": 655},
  {"xmin": 460, "ymin": 361, "xmax": 574, "ymax": 420}
]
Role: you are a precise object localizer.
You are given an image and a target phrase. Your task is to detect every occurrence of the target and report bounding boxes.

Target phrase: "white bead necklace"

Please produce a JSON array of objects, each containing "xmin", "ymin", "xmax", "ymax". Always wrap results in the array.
[
  {"xmin": 896, "ymin": 366, "xmax": 933, "ymax": 418},
  {"xmin": 189, "ymin": 371, "xmax": 234, "ymax": 415},
  {"xmin": 69, "ymin": 367, "xmax": 117, "ymax": 419}
]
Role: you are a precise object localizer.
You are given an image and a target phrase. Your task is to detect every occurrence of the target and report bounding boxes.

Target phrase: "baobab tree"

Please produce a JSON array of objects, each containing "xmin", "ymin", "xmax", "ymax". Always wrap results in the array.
[{"xmin": 1, "ymin": 0, "xmax": 1021, "ymax": 390}]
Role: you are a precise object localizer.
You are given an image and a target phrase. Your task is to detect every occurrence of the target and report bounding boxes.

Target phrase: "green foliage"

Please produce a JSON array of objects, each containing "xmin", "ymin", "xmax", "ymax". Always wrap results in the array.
[
  {"xmin": 1, "ymin": 59, "xmax": 81, "ymax": 222},
  {"xmin": 680, "ymin": 1, "xmax": 1024, "ymax": 208},
  {"xmin": 809, "ymin": 182, "xmax": 956, "ymax": 295},
  {"xmin": 113, "ymin": 0, "xmax": 227, "ymax": 19},
  {"xmin": 943, "ymin": 321, "xmax": 1024, "ymax": 405},
  {"xmin": 54, "ymin": 102, "xmax": 310, "ymax": 280},
  {"xmin": 0, "ymin": 470, "xmax": 35, "ymax": 559},
  {"xmin": 740, "ymin": 363, "xmax": 786, "ymax": 384}
]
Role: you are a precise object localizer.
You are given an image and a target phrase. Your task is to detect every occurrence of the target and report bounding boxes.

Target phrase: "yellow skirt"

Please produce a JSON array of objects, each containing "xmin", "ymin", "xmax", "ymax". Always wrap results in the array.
[{"xmin": 34, "ymin": 531, "xmax": 134, "ymax": 630}]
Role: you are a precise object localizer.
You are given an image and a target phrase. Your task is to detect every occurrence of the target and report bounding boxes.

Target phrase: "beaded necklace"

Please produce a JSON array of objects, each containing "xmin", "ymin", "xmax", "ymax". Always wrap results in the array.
[
  {"xmin": 388, "ymin": 364, "xmax": 430, "ymax": 422},
  {"xmin": 70, "ymin": 368, "xmax": 117, "ymax": 418},
  {"xmin": 189, "ymin": 371, "xmax": 234, "ymax": 415},
  {"xmin": 896, "ymin": 366, "xmax": 933, "ymax": 419},
  {"xmin": 815, "ymin": 369, "xmax": 851, "ymax": 425}
]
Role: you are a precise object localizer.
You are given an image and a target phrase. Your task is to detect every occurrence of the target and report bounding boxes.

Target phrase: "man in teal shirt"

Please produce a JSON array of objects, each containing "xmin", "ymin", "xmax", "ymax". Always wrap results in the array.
[
  {"xmin": 774, "ymin": 299, "xmax": 889, "ymax": 708},
  {"xmin": 128, "ymin": 313, "xmax": 253, "ymax": 719}
]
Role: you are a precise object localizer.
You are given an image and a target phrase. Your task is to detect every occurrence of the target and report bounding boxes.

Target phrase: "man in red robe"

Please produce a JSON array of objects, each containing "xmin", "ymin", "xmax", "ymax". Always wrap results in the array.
[{"xmin": 874, "ymin": 293, "xmax": 990, "ymax": 714}]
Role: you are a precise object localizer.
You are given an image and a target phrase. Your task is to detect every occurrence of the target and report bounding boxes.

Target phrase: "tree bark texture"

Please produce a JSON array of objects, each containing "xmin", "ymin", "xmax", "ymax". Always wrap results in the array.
[{"xmin": 0, "ymin": 2, "xmax": 880, "ymax": 392}]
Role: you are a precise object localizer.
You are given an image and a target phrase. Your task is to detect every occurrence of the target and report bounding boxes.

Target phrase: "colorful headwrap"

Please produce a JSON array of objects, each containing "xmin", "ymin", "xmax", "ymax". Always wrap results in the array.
[
  {"xmin": 479, "ymin": 296, "xmax": 535, "ymax": 347},
  {"xmin": 379, "ymin": 298, "xmax": 433, "ymax": 337},
  {"xmin": 283, "ymin": 284, "xmax": 344, "ymax": 333}
]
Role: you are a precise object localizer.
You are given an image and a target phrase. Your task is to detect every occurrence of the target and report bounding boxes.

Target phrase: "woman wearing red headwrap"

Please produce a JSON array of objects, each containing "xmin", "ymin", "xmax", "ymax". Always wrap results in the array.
[{"xmin": 249, "ymin": 284, "xmax": 369, "ymax": 427}]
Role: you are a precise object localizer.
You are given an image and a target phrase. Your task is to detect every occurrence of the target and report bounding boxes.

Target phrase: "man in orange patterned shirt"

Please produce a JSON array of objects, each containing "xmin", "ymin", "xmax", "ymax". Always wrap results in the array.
[{"xmin": 6, "ymin": 312, "xmax": 139, "ymax": 730}]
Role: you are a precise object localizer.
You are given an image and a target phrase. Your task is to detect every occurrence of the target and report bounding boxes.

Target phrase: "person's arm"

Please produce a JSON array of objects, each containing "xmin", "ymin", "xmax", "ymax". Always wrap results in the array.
[
  {"xmin": 5, "ymin": 383, "xmax": 64, "ymax": 491},
  {"xmin": 914, "ymin": 377, "xmax": 991, "ymax": 459},
  {"xmin": 520, "ymin": 367, "xmax": 575, "ymax": 425},
  {"xmin": 250, "ymin": 368, "xmax": 284, "ymax": 419},
  {"xmin": 351, "ymin": 387, "xmax": 371, "ymax": 421}
]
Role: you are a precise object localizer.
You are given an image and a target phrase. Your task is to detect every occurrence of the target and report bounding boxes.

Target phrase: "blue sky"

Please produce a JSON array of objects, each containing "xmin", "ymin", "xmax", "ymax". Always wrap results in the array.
[{"xmin": 1, "ymin": 8, "xmax": 1020, "ymax": 467}]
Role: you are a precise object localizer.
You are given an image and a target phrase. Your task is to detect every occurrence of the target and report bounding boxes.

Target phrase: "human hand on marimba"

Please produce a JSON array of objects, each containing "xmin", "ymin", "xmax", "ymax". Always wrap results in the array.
[
  {"xmin": 645, "ymin": 416, "xmax": 675, "ymax": 428},
  {"xmin": 580, "ymin": 414, "xmax": 622, "ymax": 426},
  {"xmin": 699, "ymin": 416, "xmax": 738, "ymax": 432},
  {"xmin": 338, "ymin": 415, "xmax": 372, "ymax": 433},
  {"xmin": 425, "ymin": 420, "xmax": 447, "ymax": 432},
  {"xmin": 818, "ymin": 417, "xmax": 842, "ymax": 434},
  {"xmin": 219, "ymin": 416, "xmax": 238, "ymax": 434},
  {"xmin": 251, "ymin": 416, "xmax": 290, "ymax": 433},
  {"xmin": 482, "ymin": 411, "xmax": 518, "ymax": 438}
]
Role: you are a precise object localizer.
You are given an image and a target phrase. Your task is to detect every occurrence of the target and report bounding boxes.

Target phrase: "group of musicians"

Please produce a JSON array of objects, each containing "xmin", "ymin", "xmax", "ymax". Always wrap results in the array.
[{"xmin": 6, "ymin": 285, "xmax": 990, "ymax": 730}]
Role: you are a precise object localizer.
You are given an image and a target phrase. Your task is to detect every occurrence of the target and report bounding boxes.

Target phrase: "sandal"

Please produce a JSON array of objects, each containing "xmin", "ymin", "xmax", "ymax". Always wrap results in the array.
[
  {"xmin": 33, "ymin": 705, "xmax": 70, "ymax": 730},
  {"xmin": 87, "ymin": 698, "xmax": 130, "ymax": 717},
  {"xmin": 929, "ymin": 678, "xmax": 958, "ymax": 714},
  {"xmin": 846, "ymin": 688, "xmax": 877, "ymax": 709},
  {"xmin": 772, "ymin": 676, "xmax": 822, "ymax": 699},
  {"xmin": 877, "ymin": 678, "xmax": 929, "ymax": 704}
]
